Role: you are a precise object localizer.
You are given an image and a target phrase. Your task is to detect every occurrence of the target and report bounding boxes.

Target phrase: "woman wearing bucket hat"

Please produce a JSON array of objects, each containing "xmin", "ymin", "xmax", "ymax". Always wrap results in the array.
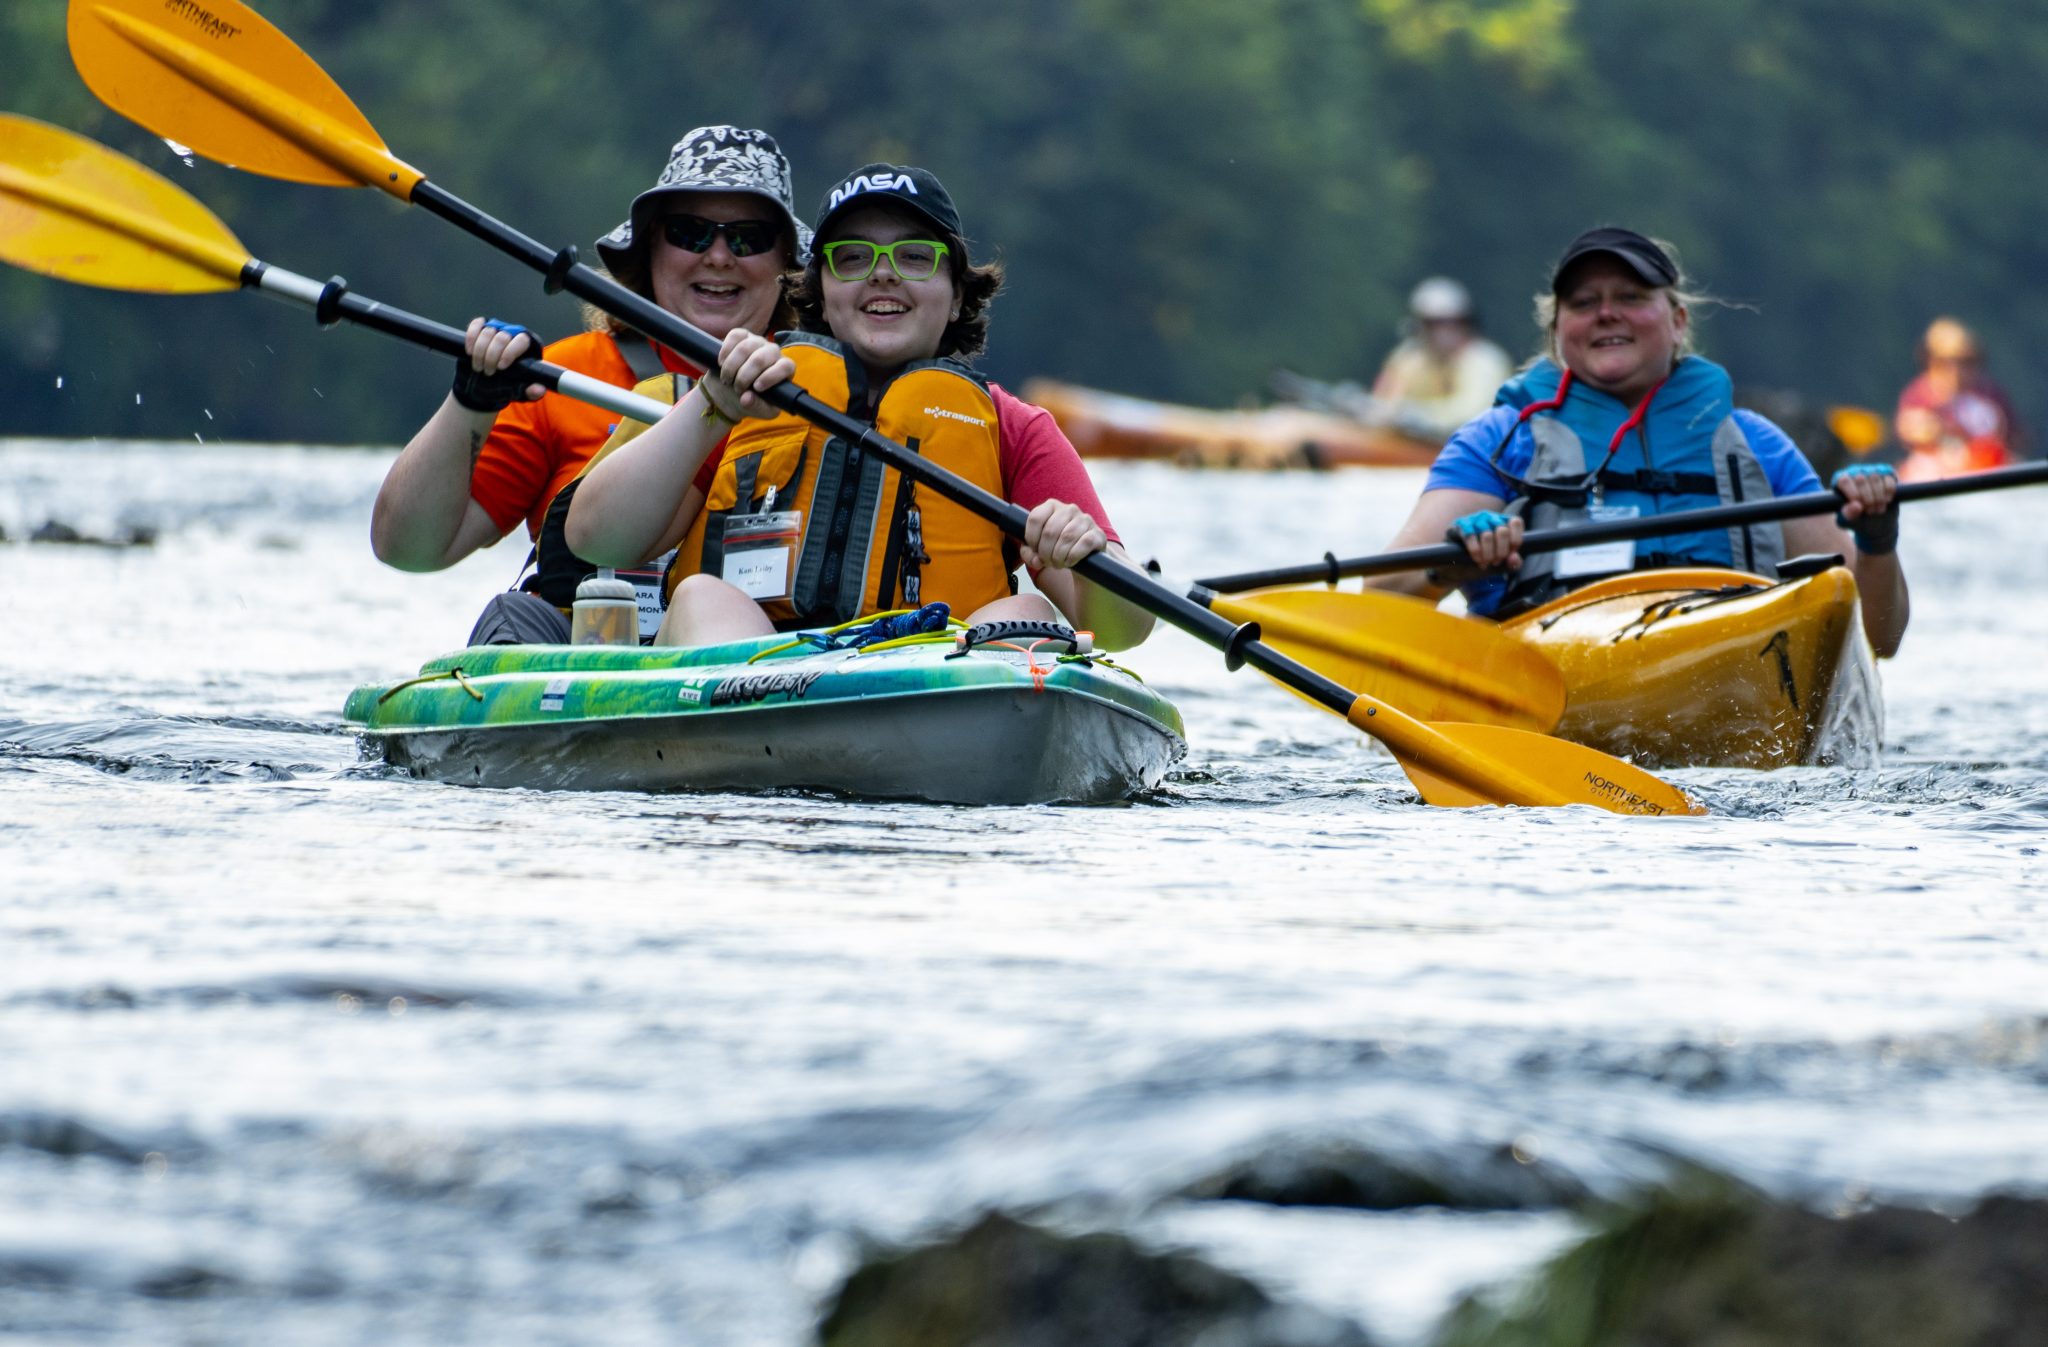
[
  {"xmin": 566, "ymin": 163, "xmax": 1155, "ymax": 649},
  {"xmin": 1363, "ymin": 226, "xmax": 1908, "ymax": 655},
  {"xmin": 370, "ymin": 126, "xmax": 808, "ymax": 645}
]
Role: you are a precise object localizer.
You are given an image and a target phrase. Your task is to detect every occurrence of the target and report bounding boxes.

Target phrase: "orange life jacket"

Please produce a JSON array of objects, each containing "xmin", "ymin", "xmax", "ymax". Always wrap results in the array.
[{"xmin": 668, "ymin": 334, "xmax": 1015, "ymax": 628}]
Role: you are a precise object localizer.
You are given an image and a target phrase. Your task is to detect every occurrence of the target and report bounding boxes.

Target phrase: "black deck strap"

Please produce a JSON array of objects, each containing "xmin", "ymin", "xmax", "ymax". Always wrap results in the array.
[
  {"xmin": 950, "ymin": 619, "xmax": 1086, "ymax": 656},
  {"xmin": 313, "ymin": 275, "xmax": 348, "ymax": 328},
  {"xmin": 543, "ymin": 244, "xmax": 578, "ymax": 296},
  {"xmin": 1323, "ymin": 551, "xmax": 1341, "ymax": 587},
  {"xmin": 1222, "ymin": 620, "xmax": 1261, "ymax": 671}
]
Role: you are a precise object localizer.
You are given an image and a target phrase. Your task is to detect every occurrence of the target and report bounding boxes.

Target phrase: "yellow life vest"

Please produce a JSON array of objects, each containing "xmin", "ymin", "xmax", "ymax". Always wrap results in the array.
[{"xmin": 668, "ymin": 334, "xmax": 1015, "ymax": 628}]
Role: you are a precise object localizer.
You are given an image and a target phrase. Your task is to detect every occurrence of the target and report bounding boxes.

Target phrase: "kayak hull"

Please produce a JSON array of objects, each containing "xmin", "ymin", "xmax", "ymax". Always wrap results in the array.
[
  {"xmin": 1022, "ymin": 378, "xmax": 1437, "ymax": 469},
  {"xmin": 344, "ymin": 637, "xmax": 1185, "ymax": 805},
  {"xmin": 1500, "ymin": 566, "xmax": 1881, "ymax": 770}
]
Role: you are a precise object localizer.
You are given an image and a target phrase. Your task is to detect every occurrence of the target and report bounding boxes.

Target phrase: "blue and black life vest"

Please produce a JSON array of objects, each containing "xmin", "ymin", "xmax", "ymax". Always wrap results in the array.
[{"xmin": 1481, "ymin": 356, "xmax": 1783, "ymax": 616}]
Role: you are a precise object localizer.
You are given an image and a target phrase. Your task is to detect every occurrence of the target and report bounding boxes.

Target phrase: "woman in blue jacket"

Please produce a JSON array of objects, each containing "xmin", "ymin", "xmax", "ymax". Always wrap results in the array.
[{"xmin": 1368, "ymin": 228, "xmax": 1908, "ymax": 655}]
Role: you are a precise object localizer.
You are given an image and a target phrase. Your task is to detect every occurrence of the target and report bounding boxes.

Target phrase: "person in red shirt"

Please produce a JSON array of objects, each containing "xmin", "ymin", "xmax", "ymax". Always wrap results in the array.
[
  {"xmin": 370, "ymin": 125, "xmax": 808, "ymax": 643},
  {"xmin": 1894, "ymin": 316, "xmax": 2024, "ymax": 482},
  {"xmin": 566, "ymin": 164, "xmax": 1155, "ymax": 650}
]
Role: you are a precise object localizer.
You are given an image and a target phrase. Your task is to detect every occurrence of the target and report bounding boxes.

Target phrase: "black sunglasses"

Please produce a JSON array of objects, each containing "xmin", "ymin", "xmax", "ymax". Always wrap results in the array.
[{"xmin": 659, "ymin": 214, "xmax": 783, "ymax": 258}]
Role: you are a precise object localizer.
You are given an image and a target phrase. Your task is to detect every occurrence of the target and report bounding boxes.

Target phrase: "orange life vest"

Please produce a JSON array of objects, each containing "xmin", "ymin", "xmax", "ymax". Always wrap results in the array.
[{"xmin": 668, "ymin": 334, "xmax": 1015, "ymax": 628}]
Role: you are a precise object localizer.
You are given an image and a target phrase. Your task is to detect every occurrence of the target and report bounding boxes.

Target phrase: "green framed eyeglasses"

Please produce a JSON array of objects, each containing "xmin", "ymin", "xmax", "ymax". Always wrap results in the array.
[{"xmin": 822, "ymin": 239, "xmax": 951, "ymax": 282}]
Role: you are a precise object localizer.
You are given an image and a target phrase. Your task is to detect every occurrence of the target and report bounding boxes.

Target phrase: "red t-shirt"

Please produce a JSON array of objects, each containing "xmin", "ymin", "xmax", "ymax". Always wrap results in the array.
[
  {"xmin": 469, "ymin": 330, "xmax": 724, "ymax": 540},
  {"xmin": 991, "ymin": 384, "xmax": 1122, "ymax": 548},
  {"xmin": 1895, "ymin": 371, "xmax": 2021, "ymax": 451}
]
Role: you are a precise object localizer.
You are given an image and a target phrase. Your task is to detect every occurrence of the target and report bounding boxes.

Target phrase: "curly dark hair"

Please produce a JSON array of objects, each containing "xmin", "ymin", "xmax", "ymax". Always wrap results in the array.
[{"xmin": 782, "ymin": 225, "xmax": 1003, "ymax": 361}]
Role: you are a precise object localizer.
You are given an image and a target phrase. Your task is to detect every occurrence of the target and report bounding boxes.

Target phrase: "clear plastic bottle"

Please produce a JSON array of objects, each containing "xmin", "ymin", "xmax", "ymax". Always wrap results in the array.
[{"xmin": 570, "ymin": 568, "xmax": 639, "ymax": 645}]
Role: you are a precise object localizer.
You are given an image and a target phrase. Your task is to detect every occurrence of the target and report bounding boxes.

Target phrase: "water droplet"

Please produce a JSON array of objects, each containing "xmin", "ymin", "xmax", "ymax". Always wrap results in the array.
[
  {"xmin": 203, "ymin": 409, "xmax": 214, "ymax": 420},
  {"xmin": 53, "ymin": 376, "xmax": 63, "ymax": 389},
  {"xmin": 163, "ymin": 137, "xmax": 196, "ymax": 167},
  {"xmin": 134, "ymin": 393, "xmax": 142, "ymax": 405}
]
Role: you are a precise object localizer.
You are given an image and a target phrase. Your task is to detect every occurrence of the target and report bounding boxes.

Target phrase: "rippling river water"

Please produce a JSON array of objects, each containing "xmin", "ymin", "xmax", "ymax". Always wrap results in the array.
[{"xmin": 3, "ymin": 439, "xmax": 2045, "ymax": 1345}]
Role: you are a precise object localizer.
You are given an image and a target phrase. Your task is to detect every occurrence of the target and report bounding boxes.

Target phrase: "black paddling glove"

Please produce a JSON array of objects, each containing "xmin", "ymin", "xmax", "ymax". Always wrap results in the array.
[
  {"xmin": 1840, "ymin": 507, "xmax": 1898, "ymax": 556},
  {"xmin": 1831, "ymin": 465, "xmax": 1899, "ymax": 556},
  {"xmin": 451, "ymin": 321, "xmax": 544, "ymax": 412}
]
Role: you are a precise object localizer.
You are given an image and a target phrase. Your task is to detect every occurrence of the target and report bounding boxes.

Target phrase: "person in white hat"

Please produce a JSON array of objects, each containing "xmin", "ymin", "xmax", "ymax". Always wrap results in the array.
[
  {"xmin": 1358, "ymin": 276, "xmax": 1512, "ymax": 442},
  {"xmin": 370, "ymin": 126, "xmax": 808, "ymax": 645}
]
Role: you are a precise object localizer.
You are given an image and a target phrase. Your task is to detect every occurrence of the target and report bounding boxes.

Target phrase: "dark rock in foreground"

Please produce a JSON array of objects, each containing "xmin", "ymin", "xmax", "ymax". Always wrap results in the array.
[
  {"xmin": 26, "ymin": 518, "xmax": 157, "ymax": 547},
  {"xmin": 818, "ymin": 1210, "xmax": 1373, "ymax": 1347},
  {"xmin": 1434, "ymin": 1173, "xmax": 2048, "ymax": 1347},
  {"xmin": 1182, "ymin": 1138, "xmax": 1589, "ymax": 1212}
]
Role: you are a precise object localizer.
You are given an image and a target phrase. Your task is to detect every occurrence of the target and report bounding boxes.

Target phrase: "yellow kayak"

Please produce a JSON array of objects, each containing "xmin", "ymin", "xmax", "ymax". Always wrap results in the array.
[{"xmin": 1499, "ymin": 566, "xmax": 1881, "ymax": 770}]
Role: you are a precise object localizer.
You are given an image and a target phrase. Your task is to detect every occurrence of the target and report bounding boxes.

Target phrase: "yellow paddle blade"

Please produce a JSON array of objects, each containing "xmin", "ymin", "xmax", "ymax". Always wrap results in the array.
[
  {"xmin": 69, "ymin": 0, "xmax": 423, "ymax": 198},
  {"xmin": 0, "ymin": 114, "xmax": 245, "ymax": 293},
  {"xmin": 1827, "ymin": 404, "xmax": 1889, "ymax": 456},
  {"xmin": 1345, "ymin": 698, "xmax": 1703, "ymax": 815},
  {"xmin": 1212, "ymin": 588, "xmax": 1566, "ymax": 731}
]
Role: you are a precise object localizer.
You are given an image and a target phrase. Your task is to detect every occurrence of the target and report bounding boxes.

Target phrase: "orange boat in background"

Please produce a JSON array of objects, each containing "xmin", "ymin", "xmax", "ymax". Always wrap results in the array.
[{"xmin": 1022, "ymin": 379, "xmax": 1439, "ymax": 470}]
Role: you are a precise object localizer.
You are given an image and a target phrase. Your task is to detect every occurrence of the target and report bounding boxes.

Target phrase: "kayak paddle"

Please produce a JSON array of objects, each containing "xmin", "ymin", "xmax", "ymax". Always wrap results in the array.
[
  {"xmin": 0, "ymin": 114, "xmax": 666, "ymax": 425},
  {"xmin": 63, "ymin": 0, "xmax": 1700, "ymax": 814},
  {"xmin": 1198, "ymin": 588, "xmax": 1566, "ymax": 730},
  {"xmin": 1196, "ymin": 460, "xmax": 2048, "ymax": 593}
]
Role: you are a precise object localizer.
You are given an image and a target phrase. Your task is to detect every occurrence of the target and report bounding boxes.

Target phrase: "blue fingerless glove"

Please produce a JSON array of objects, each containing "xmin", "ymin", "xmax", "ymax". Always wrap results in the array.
[
  {"xmin": 1449, "ymin": 509, "xmax": 1513, "ymax": 541},
  {"xmin": 1831, "ymin": 463, "xmax": 1899, "ymax": 556},
  {"xmin": 451, "ymin": 319, "xmax": 545, "ymax": 412}
]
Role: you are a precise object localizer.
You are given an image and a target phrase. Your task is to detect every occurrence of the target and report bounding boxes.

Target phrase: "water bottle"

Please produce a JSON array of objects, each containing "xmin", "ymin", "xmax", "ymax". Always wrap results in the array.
[{"xmin": 570, "ymin": 568, "xmax": 639, "ymax": 645}]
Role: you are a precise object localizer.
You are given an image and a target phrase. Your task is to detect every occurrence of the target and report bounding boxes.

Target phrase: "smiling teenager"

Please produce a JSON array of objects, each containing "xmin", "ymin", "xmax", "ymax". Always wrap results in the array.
[
  {"xmin": 565, "ymin": 164, "xmax": 1156, "ymax": 650},
  {"xmin": 369, "ymin": 126, "xmax": 809, "ymax": 644},
  {"xmin": 1365, "ymin": 227, "xmax": 1909, "ymax": 656}
]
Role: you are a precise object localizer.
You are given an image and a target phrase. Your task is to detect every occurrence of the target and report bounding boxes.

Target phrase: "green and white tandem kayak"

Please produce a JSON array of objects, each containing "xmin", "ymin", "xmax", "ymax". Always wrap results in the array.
[{"xmin": 342, "ymin": 622, "xmax": 1185, "ymax": 804}]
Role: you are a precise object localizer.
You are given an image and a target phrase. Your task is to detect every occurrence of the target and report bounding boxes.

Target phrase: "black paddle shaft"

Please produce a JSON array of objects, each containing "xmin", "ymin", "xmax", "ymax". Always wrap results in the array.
[
  {"xmin": 239, "ymin": 260, "xmax": 571, "ymax": 396},
  {"xmin": 405, "ymin": 182, "xmax": 1363, "ymax": 714},
  {"xmin": 1194, "ymin": 461, "xmax": 2048, "ymax": 593}
]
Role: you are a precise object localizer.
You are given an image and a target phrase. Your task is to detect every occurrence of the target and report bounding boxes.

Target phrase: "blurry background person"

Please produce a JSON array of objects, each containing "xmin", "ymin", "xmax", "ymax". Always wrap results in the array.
[
  {"xmin": 1895, "ymin": 316, "xmax": 2023, "ymax": 481},
  {"xmin": 1358, "ymin": 277, "xmax": 1513, "ymax": 442},
  {"xmin": 1271, "ymin": 276, "xmax": 1512, "ymax": 444}
]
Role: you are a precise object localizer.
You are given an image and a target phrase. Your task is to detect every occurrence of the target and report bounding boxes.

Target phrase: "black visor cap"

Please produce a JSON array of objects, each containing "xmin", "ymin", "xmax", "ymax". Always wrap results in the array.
[{"xmin": 1550, "ymin": 227, "xmax": 1679, "ymax": 294}]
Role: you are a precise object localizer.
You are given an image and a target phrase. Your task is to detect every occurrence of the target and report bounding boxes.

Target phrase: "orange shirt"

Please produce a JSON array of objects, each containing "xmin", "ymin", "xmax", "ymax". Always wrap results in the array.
[{"xmin": 469, "ymin": 329, "xmax": 714, "ymax": 540}]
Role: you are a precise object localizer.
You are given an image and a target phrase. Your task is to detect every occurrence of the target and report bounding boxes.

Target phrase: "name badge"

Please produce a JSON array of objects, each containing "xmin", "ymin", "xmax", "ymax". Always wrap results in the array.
[
  {"xmin": 1554, "ymin": 504, "xmax": 1639, "ymax": 579},
  {"xmin": 721, "ymin": 510, "xmax": 802, "ymax": 601},
  {"xmin": 616, "ymin": 547, "xmax": 677, "ymax": 641}
]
